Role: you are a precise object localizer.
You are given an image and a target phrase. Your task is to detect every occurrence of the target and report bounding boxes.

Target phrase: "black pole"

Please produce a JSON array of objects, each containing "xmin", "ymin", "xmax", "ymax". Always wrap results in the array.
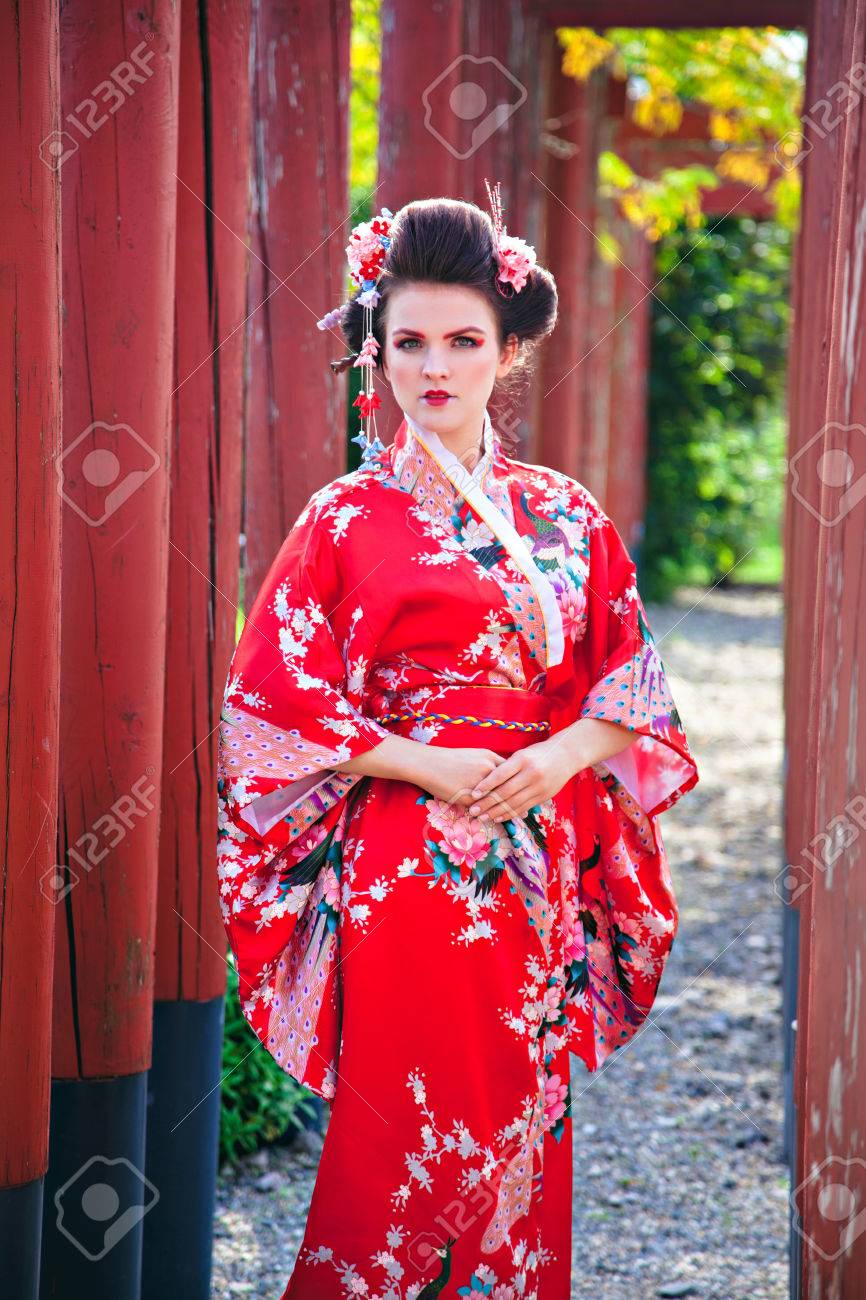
[
  {"xmin": 40, "ymin": 1074, "xmax": 150, "ymax": 1299},
  {"xmin": 0, "ymin": 1178, "xmax": 43, "ymax": 1298},
  {"xmin": 141, "ymin": 996, "xmax": 224, "ymax": 1300}
]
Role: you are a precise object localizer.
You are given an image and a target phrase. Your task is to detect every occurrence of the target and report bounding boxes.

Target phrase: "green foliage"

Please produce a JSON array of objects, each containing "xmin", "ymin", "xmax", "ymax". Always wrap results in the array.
[
  {"xmin": 642, "ymin": 216, "xmax": 789, "ymax": 599},
  {"xmin": 350, "ymin": 0, "xmax": 381, "ymax": 200},
  {"xmin": 599, "ymin": 149, "xmax": 719, "ymax": 241},
  {"xmin": 219, "ymin": 954, "xmax": 319, "ymax": 1167}
]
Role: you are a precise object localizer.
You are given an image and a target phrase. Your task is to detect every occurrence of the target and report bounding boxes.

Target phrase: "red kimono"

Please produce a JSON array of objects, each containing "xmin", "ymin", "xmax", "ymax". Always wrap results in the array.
[{"xmin": 216, "ymin": 409, "xmax": 699, "ymax": 1298}]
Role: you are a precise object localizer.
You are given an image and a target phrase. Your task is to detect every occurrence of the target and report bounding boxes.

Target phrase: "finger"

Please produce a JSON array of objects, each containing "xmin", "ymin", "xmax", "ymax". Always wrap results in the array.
[
  {"xmin": 470, "ymin": 774, "xmax": 530, "ymax": 816},
  {"xmin": 470, "ymin": 753, "xmax": 523, "ymax": 800},
  {"xmin": 472, "ymin": 778, "xmax": 534, "ymax": 818},
  {"xmin": 450, "ymin": 788, "xmax": 476, "ymax": 807}
]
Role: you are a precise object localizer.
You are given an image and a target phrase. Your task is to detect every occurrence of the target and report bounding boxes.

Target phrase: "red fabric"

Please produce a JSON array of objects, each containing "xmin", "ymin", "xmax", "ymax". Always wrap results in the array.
[{"xmin": 216, "ymin": 416, "xmax": 699, "ymax": 1296}]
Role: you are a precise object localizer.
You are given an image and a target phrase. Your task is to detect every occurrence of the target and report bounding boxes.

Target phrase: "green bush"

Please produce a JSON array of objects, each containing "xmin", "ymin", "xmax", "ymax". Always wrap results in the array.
[
  {"xmin": 642, "ymin": 215, "xmax": 790, "ymax": 600},
  {"xmin": 219, "ymin": 954, "xmax": 319, "ymax": 1167}
]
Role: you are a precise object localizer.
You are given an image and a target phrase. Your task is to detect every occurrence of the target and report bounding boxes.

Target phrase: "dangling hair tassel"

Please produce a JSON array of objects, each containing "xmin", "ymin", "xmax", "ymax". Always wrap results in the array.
[{"xmin": 325, "ymin": 206, "xmax": 394, "ymax": 461}]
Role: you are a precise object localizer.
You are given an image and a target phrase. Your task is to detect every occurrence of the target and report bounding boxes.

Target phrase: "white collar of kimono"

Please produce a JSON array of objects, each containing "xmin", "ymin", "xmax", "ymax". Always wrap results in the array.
[{"xmin": 402, "ymin": 408, "xmax": 565, "ymax": 668}]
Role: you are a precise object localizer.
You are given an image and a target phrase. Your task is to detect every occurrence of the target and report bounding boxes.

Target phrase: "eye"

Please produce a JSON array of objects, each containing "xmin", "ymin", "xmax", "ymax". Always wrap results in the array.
[{"xmin": 395, "ymin": 336, "xmax": 480, "ymax": 349}]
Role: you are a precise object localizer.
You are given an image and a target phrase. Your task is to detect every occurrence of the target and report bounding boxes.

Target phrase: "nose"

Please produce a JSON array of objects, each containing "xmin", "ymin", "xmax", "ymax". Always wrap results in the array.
[{"xmin": 421, "ymin": 349, "xmax": 450, "ymax": 381}]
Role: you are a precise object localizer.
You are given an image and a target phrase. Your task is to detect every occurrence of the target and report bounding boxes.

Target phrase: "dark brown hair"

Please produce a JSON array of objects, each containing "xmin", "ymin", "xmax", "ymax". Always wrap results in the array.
[{"xmin": 331, "ymin": 196, "xmax": 558, "ymax": 446}]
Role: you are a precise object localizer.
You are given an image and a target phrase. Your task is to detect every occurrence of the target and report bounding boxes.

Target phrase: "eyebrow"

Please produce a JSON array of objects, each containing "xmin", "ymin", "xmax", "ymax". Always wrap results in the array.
[{"xmin": 391, "ymin": 326, "xmax": 487, "ymax": 338}]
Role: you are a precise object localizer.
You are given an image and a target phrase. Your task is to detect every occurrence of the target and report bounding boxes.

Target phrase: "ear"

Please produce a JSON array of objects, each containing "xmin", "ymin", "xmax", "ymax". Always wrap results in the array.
[{"xmin": 496, "ymin": 332, "xmax": 519, "ymax": 378}]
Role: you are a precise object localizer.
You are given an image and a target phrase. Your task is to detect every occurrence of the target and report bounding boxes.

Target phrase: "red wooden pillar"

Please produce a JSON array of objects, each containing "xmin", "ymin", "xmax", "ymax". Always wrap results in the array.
[
  {"xmin": 243, "ymin": 0, "xmax": 352, "ymax": 608},
  {"xmin": 581, "ymin": 104, "xmax": 619, "ymax": 500},
  {"xmin": 461, "ymin": 0, "xmax": 547, "ymax": 250},
  {"xmin": 783, "ymin": 4, "xmax": 844, "ymax": 1287},
  {"xmin": 142, "ymin": 0, "xmax": 250, "ymax": 1292},
  {"xmin": 783, "ymin": 38, "xmax": 837, "ymax": 1282},
  {"xmin": 0, "ymin": 0, "xmax": 62, "ymax": 1290},
  {"xmin": 377, "ymin": 0, "xmax": 549, "ymax": 452},
  {"xmin": 42, "ymin": 2, "xmax": 180, "ymax": 1293},
  {"xmin": 379, "ymin": 0, "xmax": 463, "ymax": 207},
  {"xmin": 461, "ymin": 0, "xmax": 549, "ymax": 453},
  {"xmin": 605, "ymin": 208, "xmax": 652, "ymax": 553},
  {"xmin": 536, "ymin": 34, "xmax": 605, "ymax": 472},
  {"xmin": 375, "ymin": 0, "xmax": 465, "ymax": 445},
  {"xmin": 786, "ymin": 0, "xmax": 866, "ymax": 1292}
]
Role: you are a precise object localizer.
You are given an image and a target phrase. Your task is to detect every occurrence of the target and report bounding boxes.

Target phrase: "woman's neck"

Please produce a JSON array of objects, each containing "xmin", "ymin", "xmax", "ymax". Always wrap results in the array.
[{"xmin": 410, "ymin": 411, "xmax": 487, "ymax": 470}]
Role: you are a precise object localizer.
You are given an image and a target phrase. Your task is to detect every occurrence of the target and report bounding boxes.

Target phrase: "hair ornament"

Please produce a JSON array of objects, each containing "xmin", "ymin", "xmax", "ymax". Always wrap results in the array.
[
  {"xmin": 484, "ymin": 178, "xmax": 537, "ymax": 295},
  {"xmin": 316, "ymin": 306, "xmax": 343, "ymax": 333},
  {"xmin": 317, "ymin": 204, "xmax": 394, "ymax": 463}
]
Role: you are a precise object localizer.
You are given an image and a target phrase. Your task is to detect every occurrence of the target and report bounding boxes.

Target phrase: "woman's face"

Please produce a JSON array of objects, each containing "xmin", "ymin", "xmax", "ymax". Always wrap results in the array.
[{"xmin": 380, "ymin": 283, "xmax": 518, "ymax": 445}]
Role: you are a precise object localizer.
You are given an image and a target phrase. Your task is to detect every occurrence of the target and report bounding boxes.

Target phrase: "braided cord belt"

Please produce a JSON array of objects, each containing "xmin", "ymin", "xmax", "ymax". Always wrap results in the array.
[{"xmin": 376, "ymin": 708, "xmax": 551, "ymax": 734}]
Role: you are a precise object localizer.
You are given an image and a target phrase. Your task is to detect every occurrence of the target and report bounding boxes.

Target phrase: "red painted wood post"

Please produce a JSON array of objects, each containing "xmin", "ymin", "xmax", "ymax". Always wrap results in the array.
[
  {"xmin": 605, "ymin": 210, "xmax": 652, "ymax": 554},
  {"xmin": 141, "ymin": 0, "xmax": 251, "ymax": 1291},
  {"xmin": 42, "ymin": 2, "xmax": 180, "ymax": 1293},
  {"xmin": 376, "ymin": 1, "xmax": 550, "ymax": 454},
  {"xmin": 460, "ymin": 0, "xmax": 547, "ymax": 260},
  {"xmin": 536, "ymin": 34, "xmax": 605, "ymax": 474},
  {"xmin": 0, "ymin": 0, "xmax": 62, "ymax": 1290},
  {"xmin": 783, "ymin": 32, "xmax": 834, "ymax": 1277},
  {"xmin": 581, "ymin": 111, "xmax": 619, "ymax": 501},
  {"xmin": 375, "ymin": 0, "xmax": 464, "ymax": 446},
  {"xmin": 786, "ymin": 0, "xmax": 866, "ymax": 1291},
  {"xmin": 782, "ymin": 5, "xmax": 850, "ymax": 1291},
  {"xmin": 379, "ymin": 0, "xmax": 463, "ymax": 205},
  {"xmin": 461, "ymin": 0, "xmax": 549, "ymax": 454},
  {"xmin": 243, "ymin": 0, "xmax": 353, "ymax": 610}
]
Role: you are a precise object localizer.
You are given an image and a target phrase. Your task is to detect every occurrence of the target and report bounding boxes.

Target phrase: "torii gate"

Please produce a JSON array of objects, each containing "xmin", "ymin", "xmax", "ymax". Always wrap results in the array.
[{"xmin": 1, "ymin": 1, "xmax": 862, "ymax": 1297}]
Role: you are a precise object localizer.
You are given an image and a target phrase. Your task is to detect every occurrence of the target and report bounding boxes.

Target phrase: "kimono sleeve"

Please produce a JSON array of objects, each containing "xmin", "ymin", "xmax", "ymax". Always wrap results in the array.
[
  {"xmin": 577, "ymin": 511, "xmax": 698, "ymax": 818},
  {"xmin": 217, "ymin": 509, "xmax": 391, "ymax": 863},
  {"xmin": 216, "ymin": 509, "xmax": 390, "ymax": 1098}
]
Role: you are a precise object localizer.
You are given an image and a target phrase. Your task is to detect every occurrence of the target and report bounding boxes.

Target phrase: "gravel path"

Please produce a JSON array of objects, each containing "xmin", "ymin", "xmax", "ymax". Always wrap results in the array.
[{"xmin": 212, "ymin": 585, "xmax": 789, "ymax": 1299}]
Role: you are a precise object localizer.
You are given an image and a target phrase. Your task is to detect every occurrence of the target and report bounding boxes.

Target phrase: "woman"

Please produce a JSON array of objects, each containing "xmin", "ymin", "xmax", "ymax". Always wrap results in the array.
[{"xmin": 217, "ymin": 193, "xmax": 699, "ymax": 1299}]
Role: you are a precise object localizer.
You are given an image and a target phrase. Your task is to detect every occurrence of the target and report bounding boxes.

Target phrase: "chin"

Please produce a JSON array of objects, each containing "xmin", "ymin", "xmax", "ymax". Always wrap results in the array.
[{"xmin": 416, "ymin": 398, "xmax": 457, "ymax": 416}]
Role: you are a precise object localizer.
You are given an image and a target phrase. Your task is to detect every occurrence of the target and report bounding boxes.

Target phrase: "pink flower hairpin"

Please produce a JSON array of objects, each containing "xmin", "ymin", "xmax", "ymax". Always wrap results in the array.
[{"xmin": 484, "ymin": 178, "xmax": 537, "ymax": 295}]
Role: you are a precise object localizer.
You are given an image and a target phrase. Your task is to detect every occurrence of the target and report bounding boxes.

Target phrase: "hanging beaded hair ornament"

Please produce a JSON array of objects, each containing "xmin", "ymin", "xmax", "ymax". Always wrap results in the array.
[{"xmin": 316, "ymin": 180, "xmax": 537, "ymax": 465}]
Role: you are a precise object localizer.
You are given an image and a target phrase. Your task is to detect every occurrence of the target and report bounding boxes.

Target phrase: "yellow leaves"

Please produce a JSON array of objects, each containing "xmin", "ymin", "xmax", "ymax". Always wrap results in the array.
[
  {"xmin": 599, "ymin": 160, "xmax": 718, "ymax": 243},
  {"xmin": 709, "ymin": 110, "xmax": 755, "ymax": 145},
  {"xmin": 632, "ymin": 88, "xmax": 683, "ymax": 136},
  {"xmin": 619, "ymin": 192, "xmax": 651, "ymax": 234},
  {"xmin": 716, "ymin": 149, "xmax": 772, "ymax": 188},
  {"xmin": 558, "ymin": 28, "xmax": 614, "ymax": 81},
  {"xmin": 710, "ymin": 111, "xmax": 737, "ymax": 142},
  {"xmin": 595, "ymin": 226, "xmax": 622, "ymax": 266},
  {"xmin": 555, "ymin": 26, "xmax": 805, "ymax": 228},
  {"xmin": 598, "ymin": 149, "xmax": 637, "ymax": 190},
  {"xmin": 768, "ymin": 169, "xmax": 801, "ymax": 228}
]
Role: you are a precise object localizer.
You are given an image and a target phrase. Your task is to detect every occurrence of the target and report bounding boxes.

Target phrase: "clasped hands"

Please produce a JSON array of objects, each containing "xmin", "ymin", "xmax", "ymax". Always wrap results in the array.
[
  {"xmin": 340, "ymin": 717, "xmax": 637, "ymax": 823},
  {"xmin": 419, "ymin": 736, "xmax": 584, "ymax": 823}
]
